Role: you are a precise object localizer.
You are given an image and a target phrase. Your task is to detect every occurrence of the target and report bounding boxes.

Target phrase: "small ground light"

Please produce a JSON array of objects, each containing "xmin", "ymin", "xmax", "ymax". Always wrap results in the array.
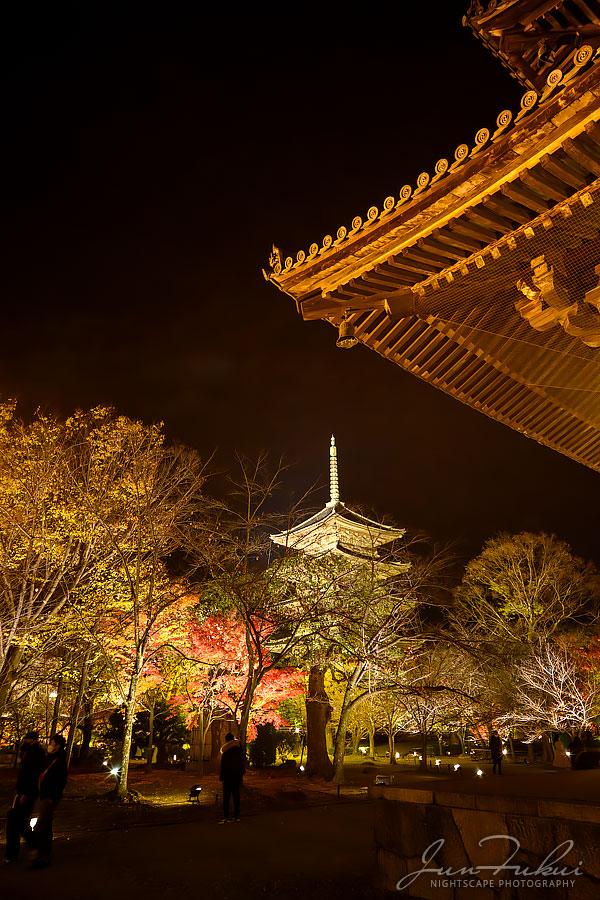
[
  {"xmin": 395, "ymin": 751, "xmax": 400, "ymax": 759},
  {"xmin": 454, "ymin": 764, "xmax": 461, "ymax": 771},
  {"xmin": 361, "ymin": 747, "xmax": 368, "ymax": 754},
  {"xmin": 299, "ymin": 765, "xmax": 305, "ymax": 772},
  {"xmin": 435, "ymin": 759, "xmax": 441, "ymax": 766},
  {"xmin": 566, "ymin": 751, "xmax": 571, "ymax": 756},
  {"xmin": 476, "ymin": 769, "xmax": 484, "ymax": 777},
  {"xmin": 102, "ymin": 760, "xmax": 109, "ymax": 767},
  {"xmin": 418, "ymin": 755, "xmax": 423, "ymax": 761},
  {"xmin": 188, "ymin": 784, "xmax": 202, "ymax": 803},
  {"xmin": 503, "ymin": 749, "xmax": 508, "ymax": 755},
  {"xmin": 29, "ymin": 817, "xmax": 38, "ymax": 829},
  {"xmin": 173, "ymin": 754, "xmax": 177, "ymax": 761},
  {"xmin": 110, "ymin": 766, "xmax": 119, "ymax": 776}
]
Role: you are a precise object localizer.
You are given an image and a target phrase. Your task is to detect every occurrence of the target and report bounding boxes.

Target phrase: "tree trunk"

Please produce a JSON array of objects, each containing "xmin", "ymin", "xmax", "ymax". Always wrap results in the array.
[
  {"xmin": 79, "ymin": 698, "xmax": 94, "ymax": 763},
  {"xmin": 146, "ymin": 702, "xmax": 155, "ymax": 772},
  {"xmin": 388, "ymin": 729, "xmax": 396, "ymax": 764},
  {"xmin": 332, "ymin": 699, "xmax": 353, "ymax": 783},
  {"xmin": 420, "ymin": 731, "xmax": 428, "ymax": 770},
  {"xmin": 118, "ymin": 669, "xmax": 140, "ymax": 799},
  {"xmin": 352, "ymin": 726, "xmax": 360, "ymax": 756},
  {"xmin": 196, "ymin": 709, "xmax": 205, "ymax": 776},
  {"xmin": 305, "ymin": 665, "xmax": 333, "ymax": 779},
  {"xmin": 541, "ymin": 732, "xmax": 553, "ymax": 764},
  {"xmin": 0, "ymin": 646, "xmax": 23, "ymax": 715},
  {"xmin": 50, "ymin": 677, "xmax": 64, "ymax": 739},
  {"xmin": 66, "ymin": 650, "xmax": 91, "ymax": 766},
  {"xmin": 437, "ymin": 734, "xmax": 443, "ymax": 757},
  {"xmin": 368, "ymin": 724, "xmax": 375, "ymax": 761}
]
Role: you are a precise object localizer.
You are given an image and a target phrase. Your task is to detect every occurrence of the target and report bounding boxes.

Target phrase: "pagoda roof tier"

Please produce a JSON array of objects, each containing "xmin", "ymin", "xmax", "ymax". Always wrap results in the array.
[
  {"xmin": 264, "ymin": 57, "xmax": 600, "ymax": 473},
  {"xmin": 464, "ymin": 1, "xmax": 600, "ymax": 92},
  {"xmin": 270, "ymin": 501, "xmax": 406, "ymax": 558}
]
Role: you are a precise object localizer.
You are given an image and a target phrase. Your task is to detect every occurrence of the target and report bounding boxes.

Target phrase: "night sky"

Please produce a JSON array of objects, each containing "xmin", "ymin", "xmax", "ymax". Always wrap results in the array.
[{"xmin": 3, "ymin": 1, "xmax": 600, "ymax": 563}]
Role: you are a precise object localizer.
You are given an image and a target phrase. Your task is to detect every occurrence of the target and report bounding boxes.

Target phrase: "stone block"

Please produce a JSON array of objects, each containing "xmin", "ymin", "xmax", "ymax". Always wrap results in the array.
[
  {"xmin": 475, "ymin": 794, "xmax": 539, "ymax": 817},
  {"xmin": 424, "ymin": 804, "xmax": 471, "ymax": 873},
  {"xmin": 562, "ymin": 874, "xmax": 600, "ymax": 900},
  {"xmin": 382, "ymin": 786, "xmax": 434, "ymax": 804},
  {"xmin": 375, "ymin": 846, "xmax": 407, "ymax": 893},
  {"xmin": 552, "ymin": 819, "xmax": 600, "ymax": 881},
  {"xmin": 374, "ymin": 799, "xmax": 430, "ymax": 859},
  {"xmin": 538, "ymin": 801, "xmax": 600, "ymax": 824},
  {"xmin": 505, "ymin": 813, "xmax": 555, "ymax": 859},
  {"xmin": 451, "ymin": 808, "xmax": 509, "ymax": 870},
  {"xmin": 434, "ymin": 790, "xmax": 478, "ymax": 810}
]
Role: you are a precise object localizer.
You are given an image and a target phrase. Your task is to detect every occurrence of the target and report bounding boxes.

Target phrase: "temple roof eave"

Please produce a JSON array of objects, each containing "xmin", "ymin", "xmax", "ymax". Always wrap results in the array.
[{"xmin": 266, "ymin": 61, "xmax": 600, "ymax": 302}]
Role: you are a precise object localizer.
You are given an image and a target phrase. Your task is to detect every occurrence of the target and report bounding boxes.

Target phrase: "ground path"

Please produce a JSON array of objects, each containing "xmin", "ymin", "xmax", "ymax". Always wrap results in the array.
[{"xmin": 1, "ymin": 798, "xmax": 376, "ymax": 900}]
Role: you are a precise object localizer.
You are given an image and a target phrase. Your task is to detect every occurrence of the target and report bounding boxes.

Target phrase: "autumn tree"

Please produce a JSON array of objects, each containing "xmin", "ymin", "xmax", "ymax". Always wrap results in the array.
[
  {"xmin": 67, "ymin": 410, "xmax": 214, "ymax": 798},
  {"xmin": 454, "ymin": 532, "xmax": 600, "ymax": 645}
]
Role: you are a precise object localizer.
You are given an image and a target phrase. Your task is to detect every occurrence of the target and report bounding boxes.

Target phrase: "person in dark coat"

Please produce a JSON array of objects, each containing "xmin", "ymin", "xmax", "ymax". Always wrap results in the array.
[
  {"xmin": 489, "ymin": 730, "xmax": 504, "ymax": 775},
  {"xmin": 4, "ymin": 731, "xmax": 46, "ymax": 863},
  {"xmin": 29, "ymin": 734, "xmax": 68, "ymax": 868},
  {"xmin": 219, "ymin": 732, "xmax": 245, "ymax": 823}
]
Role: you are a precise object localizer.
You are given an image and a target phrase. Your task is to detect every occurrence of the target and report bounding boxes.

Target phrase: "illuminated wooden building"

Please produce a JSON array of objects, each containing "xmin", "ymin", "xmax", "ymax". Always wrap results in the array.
[
  {"xmin": 270, "ymin": 436, "xmax": 407, "ymax": 572},
  {"xmin": 265, "ymin": 1, "xmax": 600, "ymax": 473}
]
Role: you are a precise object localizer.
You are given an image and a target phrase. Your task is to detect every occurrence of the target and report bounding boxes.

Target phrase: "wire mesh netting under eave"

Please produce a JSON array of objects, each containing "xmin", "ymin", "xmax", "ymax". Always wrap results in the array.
[{"xmin": 410, "ymin": 183, "xmax": 600, "ymax": 430}]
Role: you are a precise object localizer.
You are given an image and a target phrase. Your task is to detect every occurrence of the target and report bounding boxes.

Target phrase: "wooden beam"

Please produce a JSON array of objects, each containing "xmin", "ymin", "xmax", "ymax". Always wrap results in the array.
[
  {"xmin": 500, "ymin": 180, "xmax": 550, "ymax": 213},
  {"xmin": 520, "ymin": 167, "xmax": 571, "ymax": 202},
  {"xmin": 433, "ymin": 228, "xmax": 484, "ymax": 253},
  {"xmin": 465, "ymin": 207, "xmax": 514, "ymax": 233},
  {"xmin": 449, "ymin": 219, "xmax": 498, "ymax": 243},
  {"xmin": 562, "ymin": 136, "xmax": 600, "ymax": 176},
  {"xmin": 483, "ymin": 195, "xmax": 532, "ymax": 225},
  {"xmin": 417, "ymin": 237, "xmax": 470, "ymax": 261},
  {"xmin": 539, "ymin": 152, "xmax": 589, "ymax": 189}
]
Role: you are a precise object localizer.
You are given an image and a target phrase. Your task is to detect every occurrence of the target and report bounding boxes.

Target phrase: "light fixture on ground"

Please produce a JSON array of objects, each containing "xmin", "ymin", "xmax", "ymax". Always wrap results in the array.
[
  {"xmin": 476, "ymin": 769, "xmax": 484, "ymax": 777},
  {"xmin": 336, "ymin": 311, "xmax": 358, "ymax": 349}
]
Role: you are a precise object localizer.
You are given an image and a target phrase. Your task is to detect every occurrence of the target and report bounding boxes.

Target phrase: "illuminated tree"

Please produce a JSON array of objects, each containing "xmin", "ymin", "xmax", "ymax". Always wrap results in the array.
[
  {"xmin": 67, "ymin": 410, "xmax": 214, "ymax": 798},
  {"xmin": 454, "ymin": 532, "xmax": 600, "ymax": 645},
  {"xmin": 497, "ymin": 639, "xmax": 600, "ymax": 738}
]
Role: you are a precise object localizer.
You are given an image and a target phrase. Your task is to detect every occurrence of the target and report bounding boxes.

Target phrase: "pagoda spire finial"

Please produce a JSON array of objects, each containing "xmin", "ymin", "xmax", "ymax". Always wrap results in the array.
[{"xmin": 329, "ymin": 434, "xmax": 340, "ymax": 505}]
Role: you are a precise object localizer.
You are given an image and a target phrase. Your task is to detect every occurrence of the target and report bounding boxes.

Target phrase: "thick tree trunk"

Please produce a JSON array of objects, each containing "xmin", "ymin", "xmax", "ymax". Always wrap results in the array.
[
  {"xmin": 0, "ymin": 646, "xmax": 23, "ymax": 715},
  {"xmin": 305, "ymin": 665, "xmax": 333, "ymax": 779},
  {"xmin": 146, "ymin": 702, "xmax": 155, "ymax": 772},
  {"xmin": 368, "ymin": 725, "xmax": 375, "ymax": 761}
]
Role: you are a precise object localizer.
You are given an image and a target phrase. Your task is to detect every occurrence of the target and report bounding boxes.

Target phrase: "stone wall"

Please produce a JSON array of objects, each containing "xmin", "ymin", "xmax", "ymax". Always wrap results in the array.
[{"xmin": 369, "ymin": 785, "xmax": 600, "ymax": 899}]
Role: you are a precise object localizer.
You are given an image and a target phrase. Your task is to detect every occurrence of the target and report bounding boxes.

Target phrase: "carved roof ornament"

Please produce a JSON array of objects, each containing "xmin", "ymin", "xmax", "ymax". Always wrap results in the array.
[
  {"xmin": 464, "ymin": 1, "xmax": 600, "ymax": 91},
  {"xmin": 516, "ymin": 252, "xmax": 600, "ymax": 348}
]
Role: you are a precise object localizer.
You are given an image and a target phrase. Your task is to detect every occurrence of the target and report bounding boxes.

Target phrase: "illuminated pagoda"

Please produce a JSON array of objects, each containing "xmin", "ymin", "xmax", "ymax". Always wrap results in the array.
[
  {"xmin": 270, "ymin": 436, "xmax": 408, "ymax": 571},
  {"xmin": 264, "ymin": 1, "xmax": 600, "ymax": 473}
]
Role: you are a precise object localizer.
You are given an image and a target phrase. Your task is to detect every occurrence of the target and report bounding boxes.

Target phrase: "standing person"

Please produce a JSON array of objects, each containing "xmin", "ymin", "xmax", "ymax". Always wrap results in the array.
[
  {"xmin": 219, "ymin": 732, "xmax": 245, "ymax": 824},
  {"xmin": 29, "ymin": 734, "xmax": 68, "ymax": 869},
  {"xmin": 552, "ymin": 736, "xmax": 571, "ymax": 769},
  {"xmin": 489, "ymin": 730, "xmax": 503, "ymax": 775},
  {"xmin": 4, "ymin": 731, "xmax": 46, "ymax": 863}
]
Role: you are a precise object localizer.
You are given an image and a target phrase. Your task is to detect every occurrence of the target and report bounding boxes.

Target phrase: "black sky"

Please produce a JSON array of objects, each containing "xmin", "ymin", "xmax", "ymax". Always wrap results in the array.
[{"xmin": 3, "ymin": 1, "xmax": 600, "ymax": 563}]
